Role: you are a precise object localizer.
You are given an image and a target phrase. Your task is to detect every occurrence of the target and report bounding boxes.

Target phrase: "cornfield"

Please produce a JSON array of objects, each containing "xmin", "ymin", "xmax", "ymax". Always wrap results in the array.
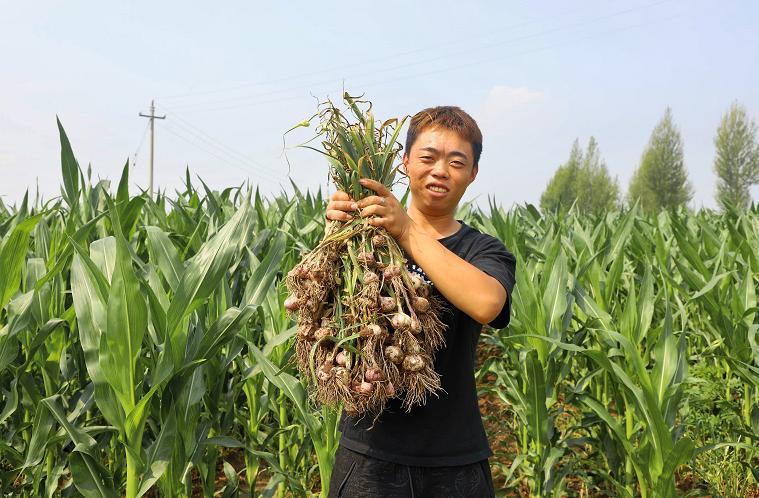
[{"xmin": 0, "ymin": 122, "xmax": 757, "ymax": 497}]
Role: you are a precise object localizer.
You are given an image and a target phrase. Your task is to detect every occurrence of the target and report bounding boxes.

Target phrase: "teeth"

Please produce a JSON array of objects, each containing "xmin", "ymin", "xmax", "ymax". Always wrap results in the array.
[{"xmin": 429, "ymin": 186, "xmax": 448, "ymax": 193}]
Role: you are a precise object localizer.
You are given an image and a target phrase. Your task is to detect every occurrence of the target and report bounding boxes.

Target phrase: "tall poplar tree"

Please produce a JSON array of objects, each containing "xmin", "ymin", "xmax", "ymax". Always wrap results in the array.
[
  {"xmin": 540, "ymin": 137, "xmax": 620, "ymax": 214},
  {"xmin": 628, "ymin": 107, "xmax": 693, "ymax": 211},
  {"xmin": 714, "ymin": 102, "xmax": 759, "ymax": 209}
]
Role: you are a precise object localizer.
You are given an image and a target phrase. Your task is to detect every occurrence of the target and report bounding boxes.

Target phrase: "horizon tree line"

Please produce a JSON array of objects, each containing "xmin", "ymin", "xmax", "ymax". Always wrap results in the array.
[{"xmin": 540, "ymin": 101, "xmax": 759, "ymax": 214}]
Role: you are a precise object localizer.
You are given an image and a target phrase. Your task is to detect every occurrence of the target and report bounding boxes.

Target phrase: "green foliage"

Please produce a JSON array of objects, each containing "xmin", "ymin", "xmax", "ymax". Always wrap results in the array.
[
  {"xmin": 2, "ymin": 119, "xmax": 758, "ymax": 498},
  {"xmin": 684, "ymin": 362, "xmax": 757, "ymax": 498},
  {"xmin": 628, "ymin": 107, "xmax": 693, "ymax": 211},
  {"xmin": 714, "ymin": 101, "xmax": 759, "ymax": 210},
  {"xmin": 287, "ymin": 92, "xmax": 406, "ymax": 200},
  {"xmin": 540, "ymin": 137, "xmax": 620, "ymax": 215},
  {"xmin": 467, "ymin": 199, "xmax": 758, "ymax": 496},
  {"xmin": 0, "ymin": 120, "xmax": 338, "ymax": 498}
]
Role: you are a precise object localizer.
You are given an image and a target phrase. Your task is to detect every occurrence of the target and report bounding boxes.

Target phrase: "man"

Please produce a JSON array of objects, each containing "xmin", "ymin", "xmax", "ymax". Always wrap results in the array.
[{"xmin": 325, "ymin": 106, "xmax": 516, "ymax": 498}]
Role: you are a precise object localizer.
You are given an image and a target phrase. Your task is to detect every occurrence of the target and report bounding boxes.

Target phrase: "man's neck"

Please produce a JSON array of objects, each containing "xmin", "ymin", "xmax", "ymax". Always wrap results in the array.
[{"xmin": 407, "ymin": 202, "xmax": 461, "ymax": 239}]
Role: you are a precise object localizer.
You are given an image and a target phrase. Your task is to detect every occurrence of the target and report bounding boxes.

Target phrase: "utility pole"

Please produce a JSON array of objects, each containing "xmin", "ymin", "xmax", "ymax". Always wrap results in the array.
[{"xmin": 139, "ymin": 100, "xmax": 166, "ymax": 198}]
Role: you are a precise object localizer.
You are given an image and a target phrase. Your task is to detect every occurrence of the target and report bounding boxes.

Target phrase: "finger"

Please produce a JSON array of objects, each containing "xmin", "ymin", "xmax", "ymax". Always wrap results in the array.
[
  {"xmin": 326, "ymin": 210, "xmax": 353, "ymax": 222},
  {"xmin": 328, "ymin": 200, "xmax": 360, "ymax": 212},
  {"xmin": 356, "ymin": 195, "xmax": 386, "ymax": 209},
  {"xmin": 359, "ymin": 178, "xmax": 391, "ymax": 197},
  {"xmin": 367, "ymin": 216, "xmax": 385, "ymax": 227},
  {"xmin": 331, "ymin": 190, "xmax": 352, "ymax": 202},
  {"xmin": 359, "ymin": 204, "xmax": 387, "ymax": 217}
]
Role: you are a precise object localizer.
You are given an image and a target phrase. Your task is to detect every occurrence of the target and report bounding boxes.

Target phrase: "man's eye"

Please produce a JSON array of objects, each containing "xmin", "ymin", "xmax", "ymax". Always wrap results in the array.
[
  {"xmin": 452, "ymin": 161, "xmax": 464, "ymax": 167},
  {"xmin": 420, "ymin": 156, "xmax": 432, "ymax": 161}
]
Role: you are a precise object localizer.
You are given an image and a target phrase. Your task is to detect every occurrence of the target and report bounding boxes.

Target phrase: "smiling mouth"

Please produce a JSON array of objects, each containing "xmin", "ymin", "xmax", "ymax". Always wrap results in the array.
[{"xmin": 427, "ymin": 185, "xmax": 449, "ymax": 193}]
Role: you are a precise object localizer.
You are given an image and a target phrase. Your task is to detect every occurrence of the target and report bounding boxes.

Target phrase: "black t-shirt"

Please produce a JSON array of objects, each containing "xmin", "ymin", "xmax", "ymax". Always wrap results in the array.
[{"xmin": 338, "ymin": 221, "xmax": 517, "ymax": 467}]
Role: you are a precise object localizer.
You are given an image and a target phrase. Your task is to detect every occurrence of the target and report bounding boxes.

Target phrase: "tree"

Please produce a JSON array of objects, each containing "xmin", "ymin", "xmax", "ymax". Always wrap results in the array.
[
  {"xmin": 628, "ymin": 107, "xmax": 693, "ymax": 211},
  {"xmin": 713, "ymin": 101, "xmax": 759, "ymax": 210},
  {"xmin": 575, "ymin": 137, "xmax": 621, "ymax": 214},
  {"xmin": 541, "ymin": 139, "xmax": 581, "ymax": 213},
  {"xmin": 540, "ymin": 137, "xmax": 620, "ymax": 214}
]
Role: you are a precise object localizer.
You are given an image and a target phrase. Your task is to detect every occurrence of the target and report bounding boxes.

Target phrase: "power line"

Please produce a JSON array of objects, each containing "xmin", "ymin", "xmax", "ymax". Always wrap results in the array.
[
  {"xmin": 161, "ymin": 122, "xmax": 287, "ymax": 189},
  {"xmin": 148, "ymin": 8, "xmax": 685, "ymax": 195},
  {"xmin": 147, "ymin": 1, "xmax": 683, "ymax": 198},
  {"xmin": 161, "ymin": 7, "xmax": 683, "ymax": 115},
  {"xmin": 160, "ymin": 0, "xmax": 674, "ymax": 113},
  {"xmin": 354, "ymin": 12, "xmax": 685, "ymax": 93},
  {"xmin": 159, "ymin": 106, "xmax": 282, "ymax": 173},
  {"xmin": 157, "ymin": 108, "xmax": 286, "ymax": 184},
  {"xmin": 160, "ymin": 91, "xmax": 319, "ymax": 115},
  {"xmin": 132, "ymin": 120, "xmax": 150, "ymax": 169},
  {"xmin": 163, "ymin": 122, "xmax": 285, "ymax": 185},
  {"xmin": 157, "ymin": 1, "xmax": 660, "ymax": 103},
  {"xmin": 161, "ymin": 123, "xmax": 279, "ymax": 186},
  {"xmin": 156, "ymin": 15, "xmax": 555, "ymax": 102}
]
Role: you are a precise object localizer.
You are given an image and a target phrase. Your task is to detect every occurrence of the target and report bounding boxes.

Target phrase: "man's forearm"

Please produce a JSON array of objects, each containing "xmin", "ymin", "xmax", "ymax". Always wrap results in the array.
[{"xmin": 398, "ymin": 224, "xmax": 507, "ymax": 325}]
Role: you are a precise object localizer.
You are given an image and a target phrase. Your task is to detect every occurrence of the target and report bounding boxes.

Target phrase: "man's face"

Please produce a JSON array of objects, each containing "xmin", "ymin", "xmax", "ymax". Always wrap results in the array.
[{"xmin": 402, "ymin": 127, "xmax": 478, "ymax": 216}]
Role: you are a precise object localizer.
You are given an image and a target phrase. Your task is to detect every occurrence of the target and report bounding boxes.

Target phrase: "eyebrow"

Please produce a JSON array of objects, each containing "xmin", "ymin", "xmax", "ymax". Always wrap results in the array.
[{"xmin": 418, "ymin": 146, "xmax": 469, "ymax": 160}]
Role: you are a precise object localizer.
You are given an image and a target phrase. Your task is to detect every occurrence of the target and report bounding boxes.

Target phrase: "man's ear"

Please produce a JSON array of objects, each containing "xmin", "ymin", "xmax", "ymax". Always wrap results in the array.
[
  {"xmin": 469, "ymin": 163, "xmax": 479, "ymax": 184},
  {"xmin": 400, "ymin": 153, "xmax": 409, "ymax": 176}
]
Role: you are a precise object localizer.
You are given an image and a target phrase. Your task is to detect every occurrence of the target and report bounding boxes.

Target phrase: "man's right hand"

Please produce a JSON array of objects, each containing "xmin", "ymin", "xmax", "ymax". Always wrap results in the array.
[{"xmin": 326, "ymin": 190, "xmax": 358, "ymax": 222}]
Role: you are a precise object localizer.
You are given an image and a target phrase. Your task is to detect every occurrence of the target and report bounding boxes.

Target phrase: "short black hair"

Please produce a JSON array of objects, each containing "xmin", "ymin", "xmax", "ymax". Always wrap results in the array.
[{"xmin": 405, "ymin": 106, "xmax": 483, "ymax": 166}]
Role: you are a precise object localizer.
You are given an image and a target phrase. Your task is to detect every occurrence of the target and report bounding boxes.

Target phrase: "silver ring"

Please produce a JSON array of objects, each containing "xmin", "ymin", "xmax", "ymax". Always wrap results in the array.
[{"xmin": 379, "ymin": 196, "xmax": 386, "ymax": 206}]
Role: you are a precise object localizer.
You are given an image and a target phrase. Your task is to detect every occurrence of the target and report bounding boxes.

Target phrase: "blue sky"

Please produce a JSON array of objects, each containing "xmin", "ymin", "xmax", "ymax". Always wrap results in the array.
[{"xmin": 1, "ymin": 0, "xmax": 758, "ymax": 210}]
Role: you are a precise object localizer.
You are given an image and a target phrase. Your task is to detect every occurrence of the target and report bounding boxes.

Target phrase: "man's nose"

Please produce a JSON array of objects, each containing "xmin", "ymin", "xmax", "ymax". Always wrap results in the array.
[{"xmin": 431, "ymin": 160, "xmax": 450, "ymax": 178}]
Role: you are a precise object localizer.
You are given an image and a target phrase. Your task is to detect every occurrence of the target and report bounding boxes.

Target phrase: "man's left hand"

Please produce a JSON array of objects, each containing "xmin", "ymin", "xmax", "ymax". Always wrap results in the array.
[{"xmin": 356, "ymin": 178, "xmax": 414, "ymax": 243}]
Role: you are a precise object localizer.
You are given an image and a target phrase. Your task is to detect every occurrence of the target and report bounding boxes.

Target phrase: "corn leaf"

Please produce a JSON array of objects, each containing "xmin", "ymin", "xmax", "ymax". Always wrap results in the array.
[
  {"xmin": 166, "ymin": 200, "xmax": 250, "ymax": 367},
  {"xmin": 134, "ymin": 408, "xmax": 177, "ymax": 497},
  {"xmin": 0, "ymin": 214, "xmax": 42, "ymax": 310},
  {"xmin": 144, "ymin": 226, "xmax": 184, "ymax": 292},
  {"xmin": 101, "ymin": 211, "xmax": 147, "ymax": 413},
  {"xmin": 57, "ymin": 117, "xmax": 81, "ymax": 210}
]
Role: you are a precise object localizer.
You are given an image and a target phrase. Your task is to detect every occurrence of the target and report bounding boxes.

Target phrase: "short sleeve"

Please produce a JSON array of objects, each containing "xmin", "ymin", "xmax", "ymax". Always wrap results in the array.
[{"xmin": 468, "ymin": 235, "xmax": 517, "ymax": 329}]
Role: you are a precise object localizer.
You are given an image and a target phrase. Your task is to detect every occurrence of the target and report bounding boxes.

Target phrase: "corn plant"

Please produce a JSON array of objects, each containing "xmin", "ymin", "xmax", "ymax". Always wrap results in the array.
[
  {"xmin": 2, "ymin": 117, "xmax": 759, "ymax": 497},
  {"xmin": 484, "ymin": 238, "xmax": 579, "ymax": 497},
  {"xmin": 470, "ymin": 200, "xmax": 758, "ymax": 496}
]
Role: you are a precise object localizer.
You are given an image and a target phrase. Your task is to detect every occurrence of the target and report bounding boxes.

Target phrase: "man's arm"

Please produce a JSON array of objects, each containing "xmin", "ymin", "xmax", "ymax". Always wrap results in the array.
[
  {"xmin": 398, "ymin": 224, "xmax": 507, "ymax": 325},
  {"xmin": 352, "ymin": 179, "xmax": 507, "ymax": 325}
]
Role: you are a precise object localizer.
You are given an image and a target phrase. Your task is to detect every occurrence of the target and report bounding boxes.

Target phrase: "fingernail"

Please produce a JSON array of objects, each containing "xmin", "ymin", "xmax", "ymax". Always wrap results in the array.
[{"xmin": 351, "ymin": 203, "xmax": 358, "ymax": 210}]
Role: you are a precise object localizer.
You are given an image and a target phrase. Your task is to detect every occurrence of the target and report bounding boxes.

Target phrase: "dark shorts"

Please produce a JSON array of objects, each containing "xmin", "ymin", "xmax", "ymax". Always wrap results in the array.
[{"xmin": 327, "ymin": 445, "xmax": 496, "ymax": 498}]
